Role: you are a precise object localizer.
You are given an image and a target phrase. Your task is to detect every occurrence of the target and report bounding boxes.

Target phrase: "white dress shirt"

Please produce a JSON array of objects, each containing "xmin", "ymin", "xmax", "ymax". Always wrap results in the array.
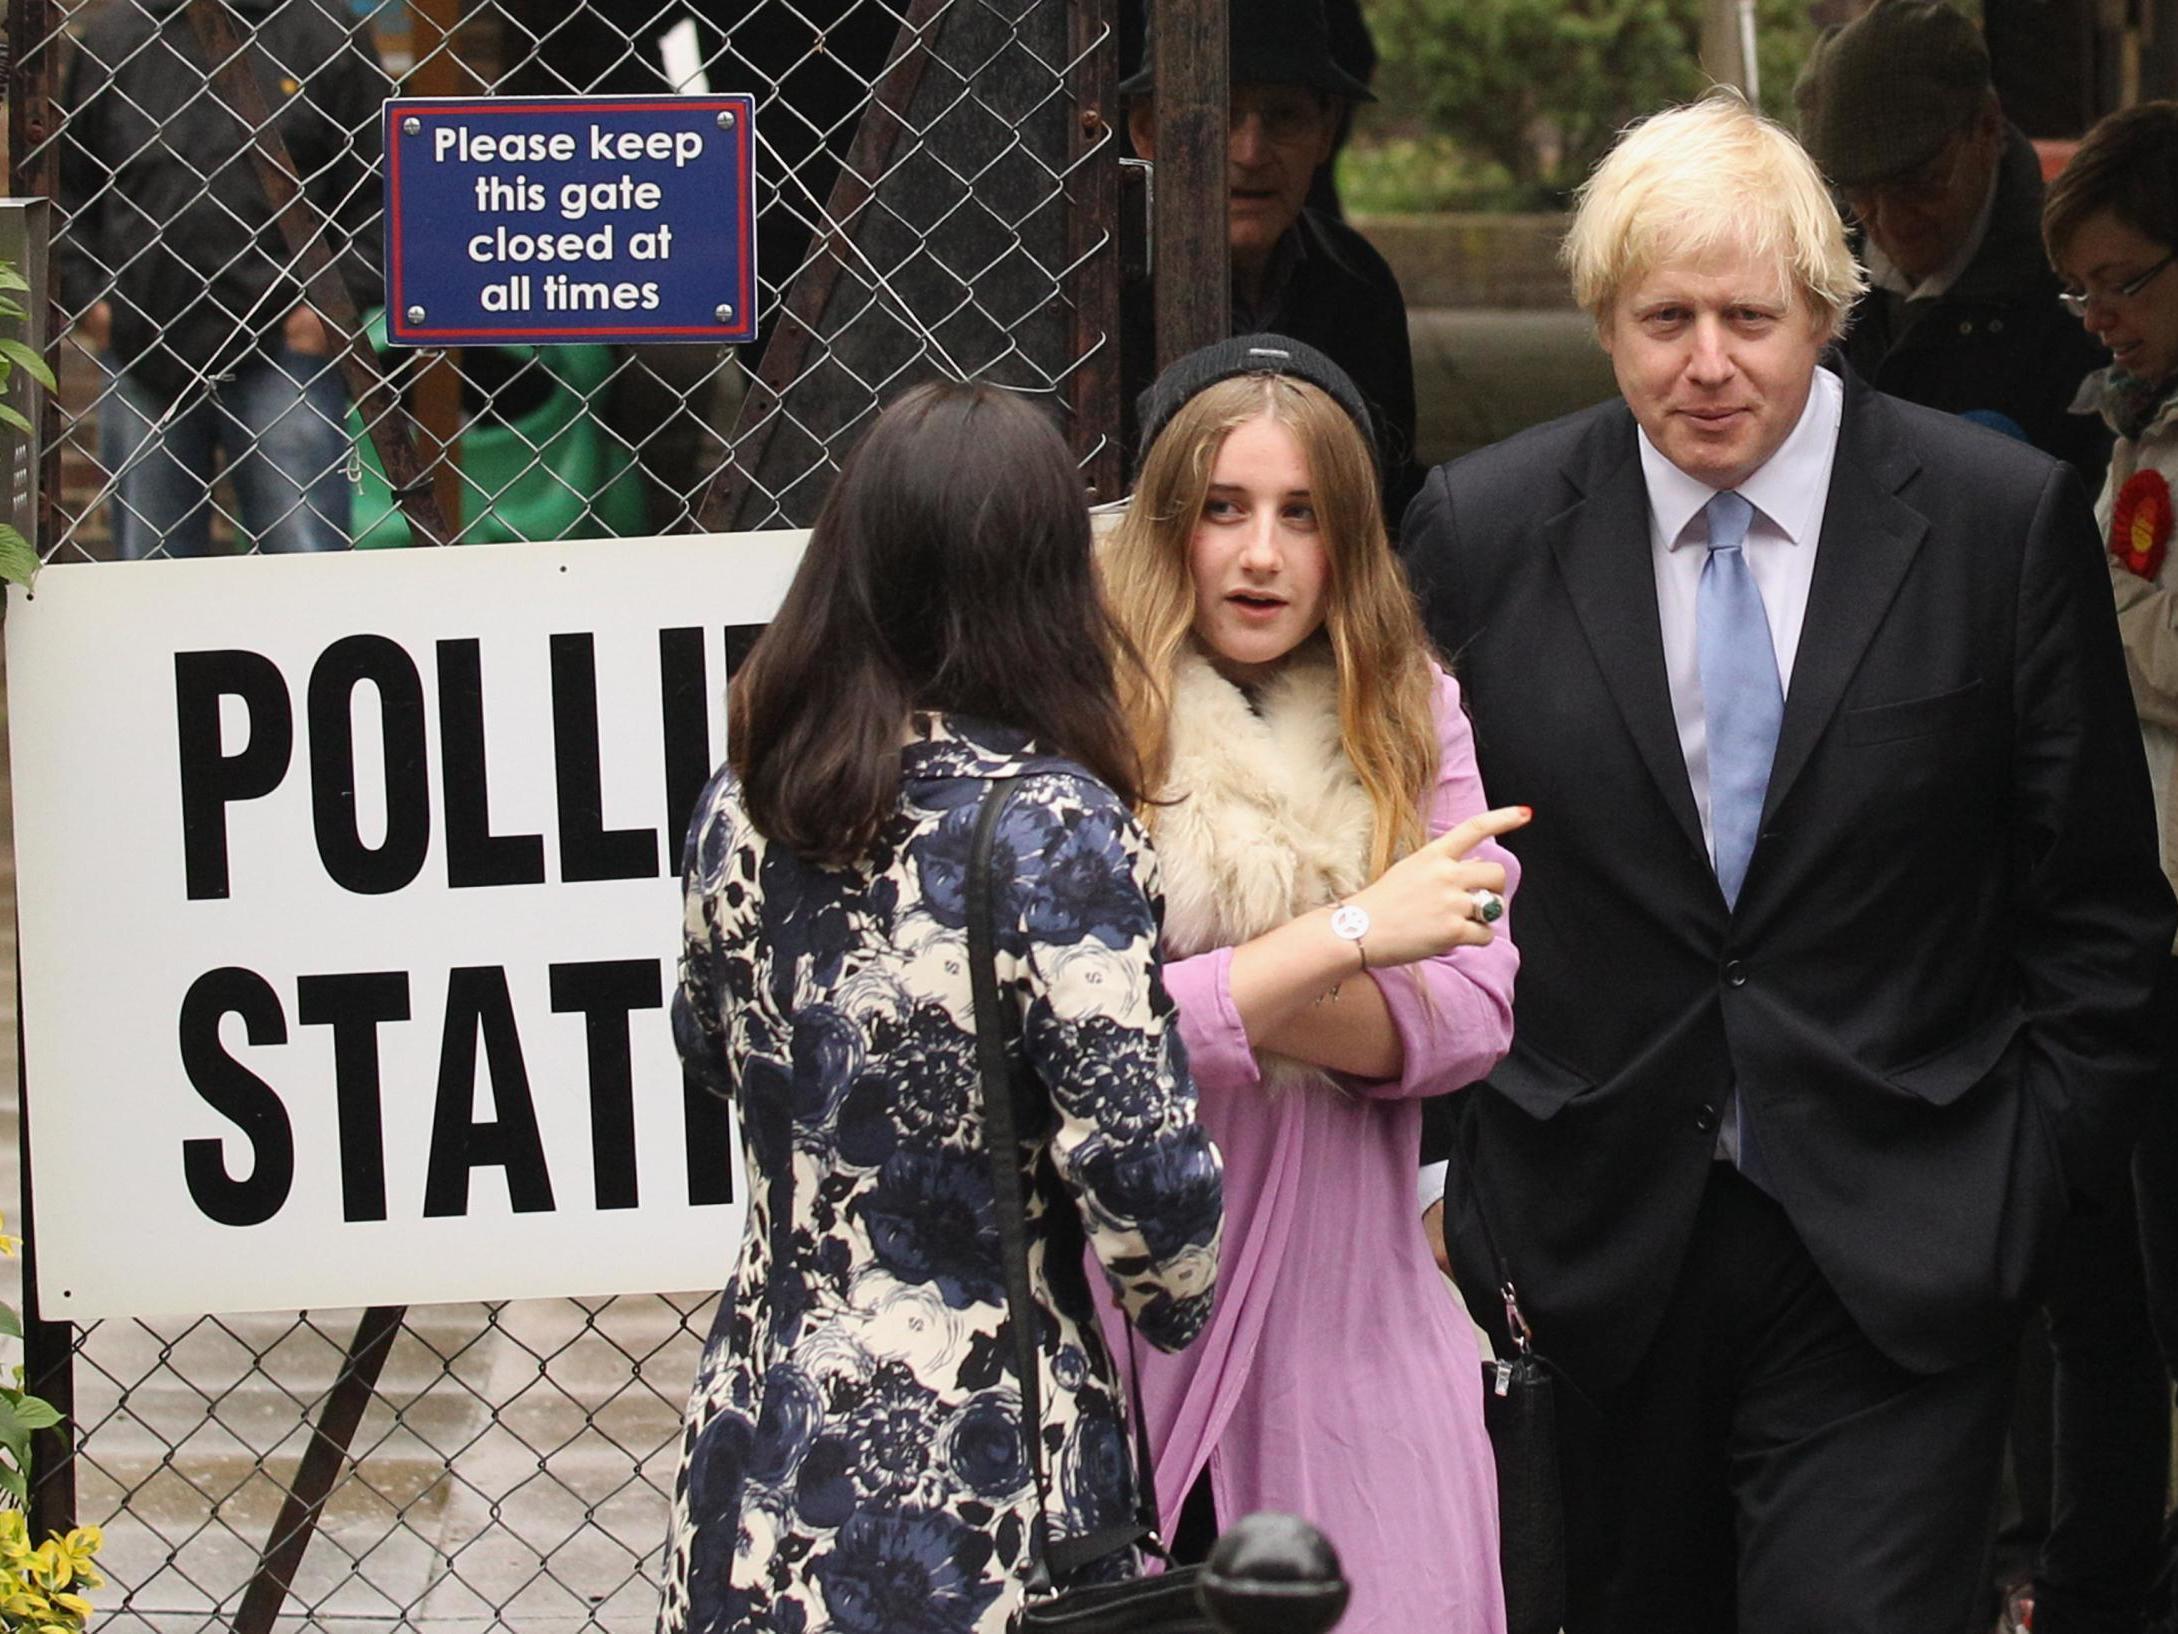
[{"xmin": 1642, "ymin": 365, "xmax": 1845, "ymax": 861}]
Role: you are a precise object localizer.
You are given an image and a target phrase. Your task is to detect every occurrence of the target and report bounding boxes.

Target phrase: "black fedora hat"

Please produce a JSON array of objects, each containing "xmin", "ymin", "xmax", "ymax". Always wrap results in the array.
[{"xmin": 1119, "ymin": 0, "xmax": 1376, "ymax": 103}]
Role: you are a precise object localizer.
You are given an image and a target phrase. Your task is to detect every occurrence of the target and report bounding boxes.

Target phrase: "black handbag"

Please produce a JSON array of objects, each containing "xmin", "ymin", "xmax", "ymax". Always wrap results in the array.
[
  {"xmin": 963, "ymin": 779, "xmax": 1350, "ymax": 1634},
  {"xmin": 1459, "ymin": 1141, "xmax": 1568, "ymax": 1634},
  {"xmin": 1480, "ymin": 1285, "xmax": 1566, "ymax": 1634}
]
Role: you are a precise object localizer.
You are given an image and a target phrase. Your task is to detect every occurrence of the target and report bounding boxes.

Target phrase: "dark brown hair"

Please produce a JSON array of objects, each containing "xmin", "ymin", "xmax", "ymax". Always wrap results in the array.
[
  {"xmin": 730, "ymin": 380, "xmax": 1144, "ymax": 862},
  {"xmin": 2045, "ymin": 101, "xmax": 2178, "ymax": 265}
]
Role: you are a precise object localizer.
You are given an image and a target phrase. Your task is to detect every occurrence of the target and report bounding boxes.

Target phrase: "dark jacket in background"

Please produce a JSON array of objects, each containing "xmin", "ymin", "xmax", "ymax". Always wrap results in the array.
[
  {"xmin": 1122, "ymin": 208, "xmax": 1422, "ymax": 523},
  {"xmin": 58, "ymin": 0, "xmax": 388, "ymax": 407},
  {"xmin": 1841, "ymin": 125, "xmax": 2111, "ymax": 488}
]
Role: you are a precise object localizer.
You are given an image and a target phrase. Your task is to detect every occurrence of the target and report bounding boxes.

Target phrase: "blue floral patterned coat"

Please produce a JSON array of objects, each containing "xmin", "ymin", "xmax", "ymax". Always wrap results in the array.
[{"xmin": 659, "ymin": 716, "xmax": 1224, "ymax": 1634}]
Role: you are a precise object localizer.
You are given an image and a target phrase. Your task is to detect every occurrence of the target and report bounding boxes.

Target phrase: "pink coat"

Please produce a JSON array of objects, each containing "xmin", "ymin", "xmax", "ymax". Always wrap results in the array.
[{"xmin": 1104, "ymin": 668, "xmax": 1520, "ymax": 1634}]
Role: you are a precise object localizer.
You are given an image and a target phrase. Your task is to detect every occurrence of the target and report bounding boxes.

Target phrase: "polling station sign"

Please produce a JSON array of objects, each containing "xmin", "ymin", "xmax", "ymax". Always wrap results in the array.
[
  {"xmin": 383, "ymin": 95, "xmax": 756, "ymax": 347},
  {"xmin": 7, "ymin": 532, "xmax": 809, "ymax": 1319}
]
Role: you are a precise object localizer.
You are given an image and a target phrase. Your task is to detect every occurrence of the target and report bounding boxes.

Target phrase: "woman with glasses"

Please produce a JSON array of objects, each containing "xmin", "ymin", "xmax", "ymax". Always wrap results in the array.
[
  {"xmin": 2045, "ymin": 103, "xmax": 2178, "ymax": 918},
  {"xmin": 2042, "ymin": 98, "xmax": 2178, "ymax": 1629}
]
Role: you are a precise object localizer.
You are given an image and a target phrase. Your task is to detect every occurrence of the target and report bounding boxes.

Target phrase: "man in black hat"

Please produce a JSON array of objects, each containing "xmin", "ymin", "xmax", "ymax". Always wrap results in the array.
[
  {"xmin": 1797, "ymin": 0, "xmax": 2109, "ymax": 486},
  {"xmin": 1803, "ymin": 11, "xmax": 2152, "ymax": 1633},
  {"xmin": 1119, "ymin": 0, "xmax": 1422, "ymax": 520}
]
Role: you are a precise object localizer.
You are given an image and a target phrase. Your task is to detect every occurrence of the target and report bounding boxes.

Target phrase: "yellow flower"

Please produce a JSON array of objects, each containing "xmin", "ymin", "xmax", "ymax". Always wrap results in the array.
[
  {"xmin": 49, "ymin": 1531, "xmax": 97, "ymax": 1582},
  {"xmin": 49, "ymin": 1591, "xmax": 90, "ymax": 1617},
  {"xmin": 0, "ymin": 1210, "xmax": 21, "ymax": 1258}
]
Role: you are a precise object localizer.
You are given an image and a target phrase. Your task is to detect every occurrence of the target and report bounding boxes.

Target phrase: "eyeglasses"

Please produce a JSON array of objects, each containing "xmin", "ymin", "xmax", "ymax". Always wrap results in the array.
[{"xmin": 2059, "ymin": 253, "xmax": 2177, "ymax": 317}]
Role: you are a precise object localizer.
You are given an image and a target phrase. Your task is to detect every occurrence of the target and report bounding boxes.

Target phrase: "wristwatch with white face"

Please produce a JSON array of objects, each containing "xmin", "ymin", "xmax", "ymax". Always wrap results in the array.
[{"xmin": 1329, "ymin": 901, "xmax": 1370, "ymax": 970}]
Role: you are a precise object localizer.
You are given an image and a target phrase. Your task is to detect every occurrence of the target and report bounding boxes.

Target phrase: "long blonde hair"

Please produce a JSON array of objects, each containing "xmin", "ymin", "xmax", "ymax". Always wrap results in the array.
[{"xmin": 1102, "ymin": 374, "xmax": 1441, "ymax": 875}]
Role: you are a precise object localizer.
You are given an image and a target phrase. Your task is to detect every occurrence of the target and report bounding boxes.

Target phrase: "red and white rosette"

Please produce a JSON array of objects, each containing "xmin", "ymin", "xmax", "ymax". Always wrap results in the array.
[{"xmin": 2111, "ymin": 469, "xmax": 2174, "ymax": 581}]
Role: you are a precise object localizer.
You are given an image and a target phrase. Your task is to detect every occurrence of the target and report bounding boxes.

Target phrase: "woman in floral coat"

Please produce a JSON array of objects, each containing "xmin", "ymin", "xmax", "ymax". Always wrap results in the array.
[{"xmin": 658, "ymin": 381, "xmax": 1224, "ymax": 1634}]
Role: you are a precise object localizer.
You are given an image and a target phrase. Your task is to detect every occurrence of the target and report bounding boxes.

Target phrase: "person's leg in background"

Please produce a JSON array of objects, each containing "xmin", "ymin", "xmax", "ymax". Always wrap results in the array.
[
  {"xmin": 2131, "ymin": 958, "xmax": 2178, "ymax": 1634},
  {"xmin": 98, "ymin": 361, "xmax": 218, "ymax": 559},
  {"xmin": 223, "ymin": 345, "xmax": 354, "ymax": 554},
  {"xmin": 2031, "ymin": 1171, "xmax": 2169, "ymax": 1634}
]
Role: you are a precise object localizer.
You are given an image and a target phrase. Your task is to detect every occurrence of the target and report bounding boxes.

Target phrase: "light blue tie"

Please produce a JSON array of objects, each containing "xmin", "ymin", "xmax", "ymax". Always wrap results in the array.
[
  {"xmin": 1696, "ymin": 490, "xmax": 1781, "ymax": 908},
  {"xmin": 1697, "ymin": 490, "xmax": 1782, "ymax": 1190}
]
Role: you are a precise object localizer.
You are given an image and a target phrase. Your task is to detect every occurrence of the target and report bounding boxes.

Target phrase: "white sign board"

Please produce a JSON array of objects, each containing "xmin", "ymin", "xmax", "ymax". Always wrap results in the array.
[{"xmin": 8, "ymin": 531, "xmax": 807, "ymax": 1319}]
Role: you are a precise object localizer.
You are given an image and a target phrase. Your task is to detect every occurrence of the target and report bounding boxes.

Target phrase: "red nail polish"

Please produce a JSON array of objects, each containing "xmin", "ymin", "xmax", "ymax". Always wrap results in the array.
[{"xmin": 1518, "ymin": 805, "xmax": 1533, "ymax": 819}]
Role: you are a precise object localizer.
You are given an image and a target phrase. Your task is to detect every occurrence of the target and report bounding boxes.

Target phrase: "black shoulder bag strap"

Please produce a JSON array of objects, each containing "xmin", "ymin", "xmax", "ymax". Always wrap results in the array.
[{"xmin": 965, "ymin": 776, "xmax": 1162, "ymax": 1588}]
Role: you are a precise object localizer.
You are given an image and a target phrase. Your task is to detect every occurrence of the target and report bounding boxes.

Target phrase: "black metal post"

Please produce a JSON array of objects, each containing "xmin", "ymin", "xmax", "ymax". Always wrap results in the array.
[
  {"xmin": 1067, "ymin": 0, "xmax": 1122, "ymax": 503},
  {"xmin": 8, "ymin": 0, "xmax": 63, "ymax": 562},
  {"xmin": 229, "ymin": 1304, "xmax": 406, "ymax": 1634},
  {"xmin": 17, "ymin": 964, "xmax": 74, "ymax": 1544},
  {"xmin": 1150, "ymin": 0, "xmax": 1227, "ymax": 371}
]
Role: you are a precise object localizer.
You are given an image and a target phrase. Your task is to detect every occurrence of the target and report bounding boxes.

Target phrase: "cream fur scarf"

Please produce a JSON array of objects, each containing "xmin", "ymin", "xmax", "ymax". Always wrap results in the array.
[{"xmin": 1153, "ymin": 645, "xmax": 1376, "ymax": 1092}]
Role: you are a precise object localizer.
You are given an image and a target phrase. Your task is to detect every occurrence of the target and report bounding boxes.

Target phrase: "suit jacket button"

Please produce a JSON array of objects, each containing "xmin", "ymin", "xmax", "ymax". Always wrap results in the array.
[
  {"xmin": 1722, "ymin": 959, "xmax": 1748, "ymax": 987},
  {"xmin": 1694, "ymin": 1104, "xmax": 1720, "ymax": 1133}
]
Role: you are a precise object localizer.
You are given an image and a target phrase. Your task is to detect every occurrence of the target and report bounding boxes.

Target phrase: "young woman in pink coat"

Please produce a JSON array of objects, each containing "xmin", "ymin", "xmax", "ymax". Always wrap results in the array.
[{"xmin": 1099, "ymin": 335, "xmax": 1527, "ymax": 1634}]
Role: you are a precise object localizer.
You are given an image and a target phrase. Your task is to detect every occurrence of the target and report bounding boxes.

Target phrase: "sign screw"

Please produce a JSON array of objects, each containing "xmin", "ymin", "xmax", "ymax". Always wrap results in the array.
[
  {"xmin": 717, "ymin": 109, "xmax": 737, "ymax": 130},
  {"xmin": 406, "ymin": 306, "xmax": 427, "ymax": 325},
  {"xmin": 402, "ymin": 116, "xmax": 421, "ymax": 136},
  {"xmin": 715, "ymin": 304, "xmax": 736, "ymax": 323}
]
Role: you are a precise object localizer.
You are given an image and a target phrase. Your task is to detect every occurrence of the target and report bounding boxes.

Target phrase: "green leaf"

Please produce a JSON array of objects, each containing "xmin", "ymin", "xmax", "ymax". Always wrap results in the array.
[
  {"xmin": 0, "ymin": 340, "xmax": 56, "ymax": 392},
  {"xmin": 0, "ymin": 526, "xmax": 40, "ymax": 590},
  {"xmin": 0, "ymin": 1464, "xmax": 26, "ymax": 1507},
  {"xmin": 0, "ymin": 404, "xmax": 32, "ymax": 437},
  {"xmin": 10, "ymin": 1398, "xmax": 60, "ymax": 1432},
  {"xmin": 0, "ymin": 266, "xmax": 31, "ymax": 294},
  {"xmin": 0, "ymin": 1306, "xmax": 23, "ymax": 1342},
  {"xmin": 0, "ymin": 1402, "xmax": 35, "ymax": 1464}
]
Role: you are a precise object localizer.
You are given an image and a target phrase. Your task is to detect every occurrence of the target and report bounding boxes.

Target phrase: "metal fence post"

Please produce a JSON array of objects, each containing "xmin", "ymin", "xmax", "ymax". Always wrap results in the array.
[
  {"xmin": 1150, "ymin": 0, "xmax": 1227, "ymax": 371},
  {"xmin": 7, "ymin": 0, "xmax": 61, "ymax": 561},
  {"xmin": 1068, "ymin": 0, "xmax": 1121, "ymax": 502},
  {"xmin": 17, "ymin": 968, "xmax": 75, "ymax": 1545}
]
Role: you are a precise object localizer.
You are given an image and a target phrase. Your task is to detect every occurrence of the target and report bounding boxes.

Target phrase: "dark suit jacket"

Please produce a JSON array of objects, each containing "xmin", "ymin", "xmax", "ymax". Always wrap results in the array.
[{"xmin": 1401, "ymin": 376, "xmax": 2174, "ymax": 1394}]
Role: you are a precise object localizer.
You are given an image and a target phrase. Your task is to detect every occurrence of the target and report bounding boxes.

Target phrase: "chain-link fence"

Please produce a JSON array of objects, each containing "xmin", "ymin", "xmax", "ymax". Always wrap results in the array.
[
  {"xmin": 6, "ymin": 0, "xmax": 1126, "ymax": 1625},
  {"xmin": 38, "ymin": 1296, "xmax": 717, "ymax": 1632},
  {"xmin": 14, "ymin": 0, "xmax": 1123, "ymax": 563}
]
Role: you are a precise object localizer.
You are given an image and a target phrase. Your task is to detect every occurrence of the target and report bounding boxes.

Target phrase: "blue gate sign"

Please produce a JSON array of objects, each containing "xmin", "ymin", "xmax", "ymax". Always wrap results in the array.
[{"xmin": 383, "ymin": 95, "xmax": 756, "ymax": 347}]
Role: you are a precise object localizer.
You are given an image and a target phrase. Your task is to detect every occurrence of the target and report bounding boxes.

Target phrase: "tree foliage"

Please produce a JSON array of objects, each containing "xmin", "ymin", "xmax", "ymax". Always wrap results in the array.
[{"xmin": 1365, "ymin": 0, "xmax": 1820, "ymax": 201}]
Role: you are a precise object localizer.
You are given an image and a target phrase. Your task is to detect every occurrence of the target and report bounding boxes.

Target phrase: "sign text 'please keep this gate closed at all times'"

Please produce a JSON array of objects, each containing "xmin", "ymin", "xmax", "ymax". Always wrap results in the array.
[{"xmin": 382, "ymin": 95, "xmax": 758, "ymax": 347}]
